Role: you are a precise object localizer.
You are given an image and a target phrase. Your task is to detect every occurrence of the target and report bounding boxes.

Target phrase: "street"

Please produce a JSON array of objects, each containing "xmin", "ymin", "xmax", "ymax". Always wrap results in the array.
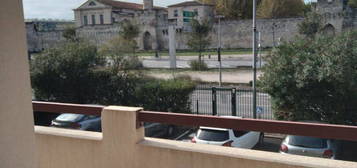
[{"xmin": 141, "ymin": 55, "xmax": 266, "ymax": 69}]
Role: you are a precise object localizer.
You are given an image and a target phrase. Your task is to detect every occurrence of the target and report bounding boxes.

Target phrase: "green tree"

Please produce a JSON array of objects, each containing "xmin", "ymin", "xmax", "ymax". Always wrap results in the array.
[
  {"xmin": 100, "ymin": 36, "xmax": 142, "ymax": 72},
  {"xmin": 120, "ymin": 20, "xmax": 140, "ymax": 56},
  {"xmin": 187, "ymin": 19, "xmax": 212, "ymax": 62},
  {"xmin": 31, "ymin": 41, "xmax": 104, "ymax": 103},
  {"xmin": 199, "ymin": 0, "xmax": 261, "ymax": 19},
  {"xmin": 100, "ymin": 20, "xmax": 142, "ymax": 72},
  {"xmin": 257, "ymin": 0, "xmax": 305, "ymax": 19},
  {"xmin": 259, "ymin": 31, "xmax": 357, "ymax": 125},
  {"xmin": 298, "ymin": 12, "xmax": 323, "ymax": 38},
  {"xmin": 349, "ymin": 0, "xmax": 357, "ymax": 8},
  {"xmin": 62, "ymin": 26, "xmax": 79, "ymax": 42}
]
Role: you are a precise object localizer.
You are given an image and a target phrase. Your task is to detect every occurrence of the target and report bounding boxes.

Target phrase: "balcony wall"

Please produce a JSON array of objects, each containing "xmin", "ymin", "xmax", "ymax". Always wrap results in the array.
[{"xmin": 35, "ymin": 106, "xmax": 357, "ymax": 168}]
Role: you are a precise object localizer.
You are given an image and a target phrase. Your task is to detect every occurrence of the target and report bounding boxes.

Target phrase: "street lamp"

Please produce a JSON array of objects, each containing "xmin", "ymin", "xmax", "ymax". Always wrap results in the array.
[
  {"xmin": 215, "ymin": 15, "xmax": 224, "ymax": 87},
  {"xmin": 252, "ymin": 0, "xmax": 258, "ymax": 119}
]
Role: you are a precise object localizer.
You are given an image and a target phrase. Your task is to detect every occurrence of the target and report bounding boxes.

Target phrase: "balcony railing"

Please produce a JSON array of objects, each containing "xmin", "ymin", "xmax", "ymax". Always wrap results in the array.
[{"xmin": 33, "ymin": 101, "xmax": 357, "ymax": 141}]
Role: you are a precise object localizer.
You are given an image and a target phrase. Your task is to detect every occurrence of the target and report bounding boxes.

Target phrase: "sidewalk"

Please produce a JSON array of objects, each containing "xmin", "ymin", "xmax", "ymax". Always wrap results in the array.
[
  {"xmin": 140, "ymin": 54, "xmax": 265, "ymax": 61},
  {"xmin": 147, "ymin": 70, "xmax": 263, "ymax": 84}
]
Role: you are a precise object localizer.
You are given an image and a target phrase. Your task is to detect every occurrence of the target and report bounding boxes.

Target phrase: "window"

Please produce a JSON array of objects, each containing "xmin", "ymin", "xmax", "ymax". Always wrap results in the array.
[
  {"xmin": 233, "ymin": 130, "xmax": 248, "ymax": 137},
  {"xmin": 197, "ymin": 129, "xmax": 229, "ymax": 141},
  {"xmin": 174, "ymin": 10, "xmax": 178, "ymax": 17},
  {"xmin": 89, "ymin": 1, "xmax": 96, "ymax": 6},
  {"xmin": 83, "ymin": 15, "xmax": 88, "ymax": 25},
  {"xmin": 91, "ymin": 15, "xmax": 96, "ymax": 25},
  {"xmin": 288, "ymin": 136, "xmax": 328, "ymax": 149},
  {"xmin": 100, "ymin": 14, "xmax": 104, "ymax": 24},
  {"xmin": 194, "ymin": 9, "xmax": 198, "ymax": 16}
]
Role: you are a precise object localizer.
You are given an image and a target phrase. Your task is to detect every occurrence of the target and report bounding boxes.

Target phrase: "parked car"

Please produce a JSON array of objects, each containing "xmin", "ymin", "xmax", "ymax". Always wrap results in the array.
[
  {"xmin": 191, "ymin": 126, "xmax": 263, "ymax": 149},
  {"xmin": 51, "ymin": 114, "xmax": 175, "ymax": 136},
  {"xmin": 279, "ymin": 135, "xmax": 341, "ymax": 159},
  {"xmin": 51, "ymin": 113, "xmax": 101, "ymax": 132},
  {"xmin": 144, "ymin": 122, "xmax": 176, "ymax": 137}
]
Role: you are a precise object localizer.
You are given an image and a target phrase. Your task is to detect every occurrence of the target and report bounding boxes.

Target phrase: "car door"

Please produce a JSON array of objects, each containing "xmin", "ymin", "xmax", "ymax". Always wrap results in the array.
[{"xmin": 232, "ymin": 130, "xmax": 259, "ymax": 149}]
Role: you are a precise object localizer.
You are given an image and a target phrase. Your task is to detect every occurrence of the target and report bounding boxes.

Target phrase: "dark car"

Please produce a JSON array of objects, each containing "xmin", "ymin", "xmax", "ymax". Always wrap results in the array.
[
  {"xmin": 51, "ymin": 113, "xmax": 101, "ymax": 132},
  {"xmin": 51, "ymin": 114, "xmax": 174, "ymax": 136}
]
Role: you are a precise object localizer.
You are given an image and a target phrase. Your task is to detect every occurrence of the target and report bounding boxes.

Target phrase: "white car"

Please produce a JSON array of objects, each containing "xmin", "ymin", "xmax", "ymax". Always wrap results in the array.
[{"xmin": 191, "ymin": 126, "xmax": 263, "ymax": 149}]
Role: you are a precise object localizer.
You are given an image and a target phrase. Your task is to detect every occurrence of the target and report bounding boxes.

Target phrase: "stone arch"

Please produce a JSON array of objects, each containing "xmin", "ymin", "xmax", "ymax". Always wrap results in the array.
[
  {"xmin": 143, "ymin": 31, "xmax": 152, "ymax": 50},
  {"xmin": 321, "ymin": 24, "xmax": 335, "ymax": 36}
]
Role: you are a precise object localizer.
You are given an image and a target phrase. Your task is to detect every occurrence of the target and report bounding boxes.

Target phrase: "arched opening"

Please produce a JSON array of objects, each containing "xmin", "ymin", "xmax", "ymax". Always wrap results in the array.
[
  {"xmin": 321, "ymin": 24, "xmax": 335, "ymax": 36},
  {"xmin": 143, "ymin": 31, "xmax": 152, "ymax": 50}
]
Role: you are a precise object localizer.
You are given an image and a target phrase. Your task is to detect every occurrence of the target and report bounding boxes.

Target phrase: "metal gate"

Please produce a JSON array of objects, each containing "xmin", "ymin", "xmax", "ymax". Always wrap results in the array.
[{"xmin": 191, "ymin": 86, "xmax": 273, "ymax": 120}]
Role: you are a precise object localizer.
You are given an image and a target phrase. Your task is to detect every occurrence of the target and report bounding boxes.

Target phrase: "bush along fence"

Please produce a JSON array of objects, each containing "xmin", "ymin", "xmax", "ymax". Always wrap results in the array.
[{"xmin": 191, "ymin": 85, "xmax": 274, "ymax": 120}]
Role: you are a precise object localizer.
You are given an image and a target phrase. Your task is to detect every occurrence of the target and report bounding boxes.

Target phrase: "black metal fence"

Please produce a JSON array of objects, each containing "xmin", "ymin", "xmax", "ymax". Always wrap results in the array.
[{"xmin": 191, "ymin": 85, "xmax": 274, "ymax": 120}]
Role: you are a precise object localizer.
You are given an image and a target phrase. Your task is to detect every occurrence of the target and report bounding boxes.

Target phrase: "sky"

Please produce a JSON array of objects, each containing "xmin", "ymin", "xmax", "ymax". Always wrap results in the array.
[{"xmin": 23, "ymin": 0, "xmax": 316, "ymax": 20}]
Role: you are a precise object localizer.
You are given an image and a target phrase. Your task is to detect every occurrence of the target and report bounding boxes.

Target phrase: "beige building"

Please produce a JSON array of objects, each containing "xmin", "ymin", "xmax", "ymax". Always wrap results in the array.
[
  {"xmin": 167, "ymin": 1, "xmax": 214, "ymax": 31},
  {"xmin": 73, "ymin": 0, "xmax": 167, "ymax": 27}
]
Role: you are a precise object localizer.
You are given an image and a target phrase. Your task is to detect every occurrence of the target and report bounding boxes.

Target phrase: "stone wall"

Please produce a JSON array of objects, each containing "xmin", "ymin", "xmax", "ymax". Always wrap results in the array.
[{"xmin": 26, "ymin": 12, "xmax": 356, "ymax": 52}]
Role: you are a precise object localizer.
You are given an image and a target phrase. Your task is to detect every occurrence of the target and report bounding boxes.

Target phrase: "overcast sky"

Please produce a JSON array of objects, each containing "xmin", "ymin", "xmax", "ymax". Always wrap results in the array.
[{"xmin": 23, "ymin": 0, "xmax": 316, "ymax": 20}]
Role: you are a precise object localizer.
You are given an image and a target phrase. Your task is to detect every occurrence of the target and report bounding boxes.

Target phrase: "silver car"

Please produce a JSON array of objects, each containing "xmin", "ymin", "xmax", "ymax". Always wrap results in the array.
[{"xmin": 280, "ymin": 135, "xmax": 340, "ymax": 159}]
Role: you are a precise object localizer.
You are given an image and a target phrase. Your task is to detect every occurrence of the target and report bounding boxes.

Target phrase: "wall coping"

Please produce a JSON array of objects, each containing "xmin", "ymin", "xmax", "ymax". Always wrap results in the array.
[
  {"xmin": 140, "ymin": 137, "xmax": 357, "ymax": 168},
  {"xmin": 34, "ymin": 126, "xmax": 102, "ymax": 141}
]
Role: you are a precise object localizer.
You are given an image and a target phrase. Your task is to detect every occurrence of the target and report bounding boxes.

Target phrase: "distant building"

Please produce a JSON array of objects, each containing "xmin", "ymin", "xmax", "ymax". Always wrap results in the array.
[
  {"xmin": 73, "ymin": 0, "xmax": 167, "ymax": 27},
  {"xmin": 26, "ymin": 0, "xmax": 356, "ymax": 52},
  {"xmin": 167, "ymin": 1, "xmax": 214, "ymax": 31}
]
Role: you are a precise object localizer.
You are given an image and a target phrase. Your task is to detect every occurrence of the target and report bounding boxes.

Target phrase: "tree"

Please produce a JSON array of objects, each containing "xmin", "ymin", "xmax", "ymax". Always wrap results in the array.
[
  {"xmin": 119, "ymin": 20, "xmax": 140, "ymax": 57},
  {"xmin": 31, "ymin": 41, "xmax": 104, "ymax": 103},
  {"xmin": 187, "ymin": 19, "xmax": 212, "ymax": 62},
  {"xmin": 257, "ymin": 0, "xmax": 305, "ymax": 19},
  {"xmin": 199, "ymin": 0, "xmax": 261, "ymax": 19},
  {"xmin": 100, "ymin": 36, "xmax": 142, "ymax": 72},
  {"xmin": 259, "ymin": 31, "xmax": 357, "ymax": 125},
  {"xmin": 349, "ymin": 0, "xmax": 357, "ymax": 8},
  {"xmin": 100, "ymin": 20, "xmax": 142, "ymax": 72},
  {"xmin": 119, "ymin": 20, "xmax": 140, "ymax": 41},
  {"xmin": 62, "ymin": 26, "xmax": 79, "ymax": 42},
  {"xmin": 298, "ymin": 12, "xmax": 323, "ymax": 38}
]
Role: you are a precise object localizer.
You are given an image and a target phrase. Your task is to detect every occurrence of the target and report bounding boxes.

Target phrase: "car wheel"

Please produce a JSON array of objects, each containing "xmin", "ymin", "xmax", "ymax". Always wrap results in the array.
[
  {"xmin": 259, "ymin": 133, "xmax": 264, "ymax": 146},
  {"xmin": 167, "ymin": 126, "xmax": 175, "ymax": 136}
]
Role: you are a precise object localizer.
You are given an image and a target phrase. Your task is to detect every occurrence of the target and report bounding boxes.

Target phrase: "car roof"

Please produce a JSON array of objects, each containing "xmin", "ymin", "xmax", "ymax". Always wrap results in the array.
[
  {"xmin": 220, "ymin": 116, "xmax": 243, "ymax": 119},
  {"xmin": 199, "ymin": 116, "xmax": 243, "ymax": 131},
  {"xmin": 199, "ymin": 126, "xmax": 229, "ymax": 131}
]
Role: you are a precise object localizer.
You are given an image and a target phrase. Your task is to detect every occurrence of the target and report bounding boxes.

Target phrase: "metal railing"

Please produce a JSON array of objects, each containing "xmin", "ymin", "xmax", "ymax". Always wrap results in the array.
[
  {"xmin": 191, "ymin": 86, "xmax": 273, "ymax": 119},
  {"xmin": 33, "ymin": 101, "xmax": 357, "ymax": 142}
]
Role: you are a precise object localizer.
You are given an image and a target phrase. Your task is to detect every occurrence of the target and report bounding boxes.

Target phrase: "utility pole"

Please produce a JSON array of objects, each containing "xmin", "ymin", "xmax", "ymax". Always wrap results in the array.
[
  {"xmin": 252, "ymin": 0, "xmax": 257, "ymax": 119},
  {"xmin": 168, "ymin": 24, "xmax": 177, "ymax": 69},
  {"xmin": 258, "ymin": 31, "xmax": 262, "ymax": 68},
  {"xmin": 216, "ymin": 15, "xmax": 224, "ymax": 87}
]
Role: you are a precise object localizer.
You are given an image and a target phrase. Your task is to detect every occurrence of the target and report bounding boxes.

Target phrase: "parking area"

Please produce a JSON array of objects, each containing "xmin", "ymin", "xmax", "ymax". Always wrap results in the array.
[{"xmin": 164, "ymin": 128, "xmax": 357, "ymax": 162}]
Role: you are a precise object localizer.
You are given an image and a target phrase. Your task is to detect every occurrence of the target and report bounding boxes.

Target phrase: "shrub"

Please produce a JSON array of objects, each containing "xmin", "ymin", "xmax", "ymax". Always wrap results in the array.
[
  {"xmin": 189, "ymin": 60, "xmax": 208, "ymax": 71},
  {"xmin": 134, "ymin": 77, "xmax": 196, "ymax": 113},
  {"xmin": 259, "ymin": 31, "xmax": 357, "ymax": 125},
  {"xmin": 31, "ymin": 41, "xmax": 104, "ymax": 103}
]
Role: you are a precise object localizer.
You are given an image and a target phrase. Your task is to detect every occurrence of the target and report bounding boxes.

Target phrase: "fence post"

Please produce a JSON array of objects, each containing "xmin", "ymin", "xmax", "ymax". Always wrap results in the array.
[
  {"xmin": 196, "ymin": 99, "xmax": 199, "ymax": 115},
  {"xmin": 231, "ymin": 88, "xmax": 237, "ymax": 116},
  {"xmin": 212, "ymin": 87, "xmax": 217, "ymax": 116}
]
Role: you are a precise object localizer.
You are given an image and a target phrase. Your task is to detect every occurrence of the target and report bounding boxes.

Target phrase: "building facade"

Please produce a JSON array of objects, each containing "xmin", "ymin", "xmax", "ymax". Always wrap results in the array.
[{"xmin": 26, "ymin": 0, "xmax": 357, "ymax": 53}]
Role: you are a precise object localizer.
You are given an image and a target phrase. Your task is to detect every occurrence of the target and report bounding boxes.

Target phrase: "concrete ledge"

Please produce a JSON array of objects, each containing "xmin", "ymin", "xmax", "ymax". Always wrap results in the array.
[
  {"xmin": 104, "ymin": 106, "xmax": 143, "ymax": 112},
  {"xmin": 34, "ymin": 126, "xmax": 102, "ymax": 141},
  {"xmin": 140, "ymin": 137, "xmax": 357, "ymax": 168}
]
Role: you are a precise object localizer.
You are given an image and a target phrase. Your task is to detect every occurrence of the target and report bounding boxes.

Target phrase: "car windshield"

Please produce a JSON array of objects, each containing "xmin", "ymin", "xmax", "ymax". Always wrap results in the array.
[
  {"xmin": 288, "ymin": 136, "xmax": 327, "ymax": 148},
  {"xmin": 55, "ymin": 113, "xmax": 85, "ymax": 122},
  {"xmin": 198, "ymin": 129, "xmax": 229, "ymax": 141}
]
